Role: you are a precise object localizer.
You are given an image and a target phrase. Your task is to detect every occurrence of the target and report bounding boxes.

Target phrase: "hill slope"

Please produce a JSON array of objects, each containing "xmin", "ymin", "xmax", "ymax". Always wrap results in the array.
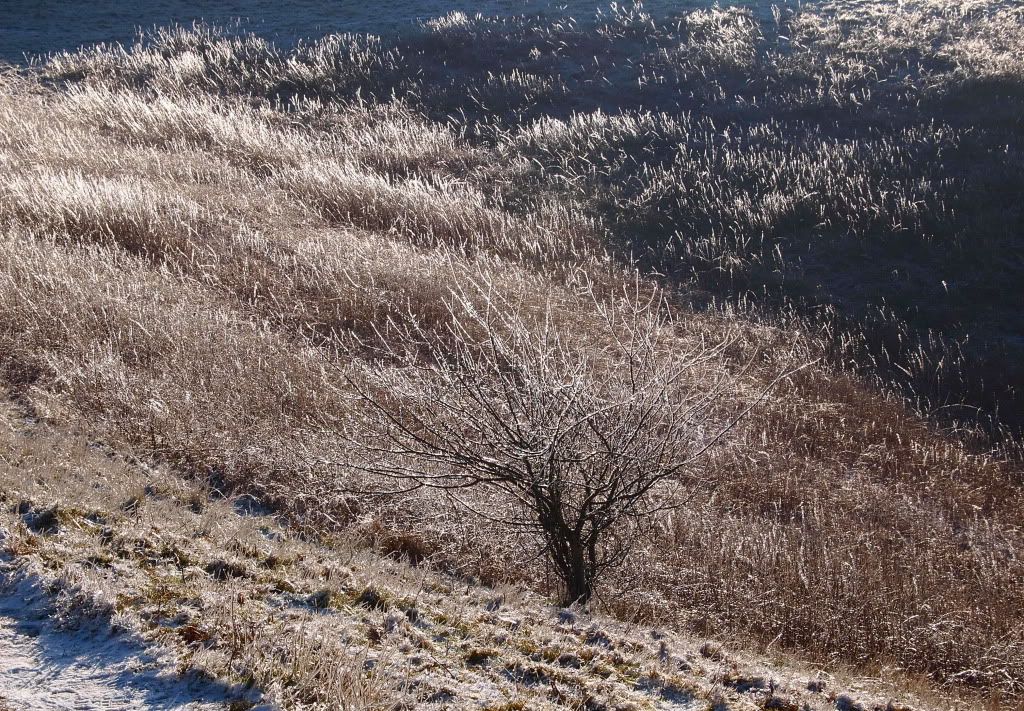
[
  {"xmin": 0, "ymin": 396, "xmax": 976, "ymax": 710},
  {"xmin": 0, "ymin": 2, "xmax": 1022, "ymax": 706}
]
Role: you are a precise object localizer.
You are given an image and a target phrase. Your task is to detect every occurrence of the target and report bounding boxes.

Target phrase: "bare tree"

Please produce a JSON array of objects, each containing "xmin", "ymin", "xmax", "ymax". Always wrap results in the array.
[{"xmin": 343, "ymin": 276, "xmax": 793, "ymax": 606}]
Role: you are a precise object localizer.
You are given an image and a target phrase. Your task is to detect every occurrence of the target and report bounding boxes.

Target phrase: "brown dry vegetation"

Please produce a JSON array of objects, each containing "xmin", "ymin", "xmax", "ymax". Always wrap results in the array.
[
  {"xmin": 1, "ymin": 0, "xmax": 1023, "ymax": 705},
  {"xmin": 2, "ymin": 396, "xmax": 969, "ymax": 710}
]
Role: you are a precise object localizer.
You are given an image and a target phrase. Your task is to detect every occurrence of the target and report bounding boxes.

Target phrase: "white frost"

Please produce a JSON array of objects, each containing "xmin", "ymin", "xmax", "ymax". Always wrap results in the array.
[{"xmin": 0, "ymin": 560, "xmax": 246, "ymax": 711}]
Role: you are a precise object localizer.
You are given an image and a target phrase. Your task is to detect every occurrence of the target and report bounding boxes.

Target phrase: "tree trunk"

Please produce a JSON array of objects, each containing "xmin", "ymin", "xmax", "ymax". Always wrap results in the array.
[
  {"xmin": 562, "ymin": 540, "xmax": 592, "ymax": 606},
  {"xmin": 536, "ymin": 500, "xmax": 594, "ymax": 607}
]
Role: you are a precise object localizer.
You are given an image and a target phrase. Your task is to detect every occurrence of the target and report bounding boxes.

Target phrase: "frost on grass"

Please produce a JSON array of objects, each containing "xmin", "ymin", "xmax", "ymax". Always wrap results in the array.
[
  {"xmin": 0, "ymin": 1, "xmax": 1022, "ymax": 707},
  {"xmin": 0, "ymin": 398, "xmax": 961, "ymax": 711},
  {"xmin": 0, "ymin": 547, "xmax": 248, "ymax": 710}
]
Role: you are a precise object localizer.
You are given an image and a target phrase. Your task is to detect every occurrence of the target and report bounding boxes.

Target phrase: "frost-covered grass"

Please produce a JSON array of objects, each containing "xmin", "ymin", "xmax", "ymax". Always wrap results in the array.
[
  {"xmin": 1, "ymin": 0, "xmax": 1023, "ymax": 703},
  {"xmin": 0, "ymin": 397, "xmax": 979, "ymax": 710},
  {"xmin": 32, "ymin": 0, "xmax": 1024, "ymax": 431}
]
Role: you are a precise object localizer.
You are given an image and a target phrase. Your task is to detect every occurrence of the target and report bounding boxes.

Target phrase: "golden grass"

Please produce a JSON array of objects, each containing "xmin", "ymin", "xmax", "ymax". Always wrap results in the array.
[
  {"xmin": 1, "ymin": 2, "xmax": 1022, "ymax": 703},
  {"xmin": 5, "ymin": 396, "xmax": 965, "ymax": 711}
]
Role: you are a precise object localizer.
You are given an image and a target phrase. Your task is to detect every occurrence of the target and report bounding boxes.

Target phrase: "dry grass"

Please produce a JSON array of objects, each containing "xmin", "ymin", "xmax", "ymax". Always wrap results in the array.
[
  {"xmin": 1, "ymin": 1, "xmax": 1022, "ymax": 704},
  {"xmin": 0, "ymin": 396, "xmax": 986, "ymax": 710}
]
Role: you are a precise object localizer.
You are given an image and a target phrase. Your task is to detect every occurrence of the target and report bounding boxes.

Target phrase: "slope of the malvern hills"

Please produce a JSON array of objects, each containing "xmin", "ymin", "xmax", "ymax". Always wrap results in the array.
[{"xmin": 0, "ymin": 1, "xmax": 1022, "ymax": 709}]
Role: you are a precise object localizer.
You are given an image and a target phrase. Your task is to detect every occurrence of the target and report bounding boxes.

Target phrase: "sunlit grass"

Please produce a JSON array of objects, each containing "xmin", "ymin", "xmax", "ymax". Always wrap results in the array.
[{"xmin": 2, "ymin": 0, "xmax": 1022, "ymax": 700}]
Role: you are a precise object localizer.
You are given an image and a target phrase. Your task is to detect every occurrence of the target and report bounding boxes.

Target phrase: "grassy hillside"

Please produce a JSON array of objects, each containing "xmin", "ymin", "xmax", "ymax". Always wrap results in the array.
[
  {"xmin": 1, "ymin": 0, "xmax": 1022, "ymax": 706},
  {"xmin": 1, "ymin": 395, "xmax": 977, "ymax": 710},
  {"xmin": 33, "ymin": 0, "xmax": 1024, "ymax": 434}
]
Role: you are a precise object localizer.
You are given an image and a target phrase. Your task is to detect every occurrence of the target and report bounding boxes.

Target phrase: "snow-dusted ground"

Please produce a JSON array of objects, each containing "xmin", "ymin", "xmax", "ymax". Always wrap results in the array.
[{"xmin": 0, "ymin": 559, "xmax": 243, "ymax": 711}]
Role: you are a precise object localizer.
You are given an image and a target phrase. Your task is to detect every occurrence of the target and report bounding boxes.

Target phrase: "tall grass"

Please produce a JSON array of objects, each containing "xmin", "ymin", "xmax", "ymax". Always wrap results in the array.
[{"xmin": 2, "ymin": 0, "xmax": 1023, "ymax": 700}]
